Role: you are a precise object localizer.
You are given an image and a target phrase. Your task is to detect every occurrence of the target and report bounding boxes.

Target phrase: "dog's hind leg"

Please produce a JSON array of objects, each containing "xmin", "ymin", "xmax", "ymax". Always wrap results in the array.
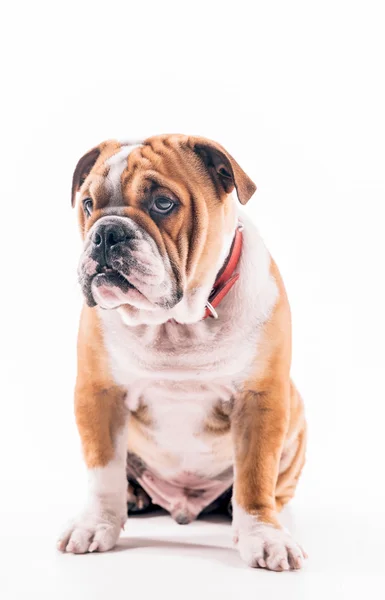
[{"xmin": 126, "ymin": 479, "xmax": 152, "ymax": 514}]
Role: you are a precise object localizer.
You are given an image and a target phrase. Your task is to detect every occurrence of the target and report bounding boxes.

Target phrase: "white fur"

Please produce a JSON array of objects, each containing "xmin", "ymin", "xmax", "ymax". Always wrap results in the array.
[
  {"xmin": 105, "ymin": 144, "xmax": 141, "ymax": 202},
  {"xmin": 57, "ymin": 425, "xmax": 128, "ymax": 554},
  {"xmin": 83, "ymin": 257, "xmax": 98, "ymax": 276},
  {"xmin": 127, "ymin": 379, "xmax": 236, "ymax": 478},
  {"xmin": 99, "ymin": 211, "xmax": 278, "ymax": 483},
  {"xmin": 118, "ymin": 138, "xmax": 144, "ymax": 146},
  {"xmin": 232, "ymin": 497, "xmax": 305, "ymax": 570}
]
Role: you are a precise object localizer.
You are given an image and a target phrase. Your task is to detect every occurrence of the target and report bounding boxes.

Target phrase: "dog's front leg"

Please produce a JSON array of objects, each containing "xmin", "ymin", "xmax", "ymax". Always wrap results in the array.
[
  {"xmin": 57, "ymin": 378, "xmax": 128, "ymax": 554},
  {"xmin": 231, "ymin": 383, "xmax": 306, "ymax": 571}
]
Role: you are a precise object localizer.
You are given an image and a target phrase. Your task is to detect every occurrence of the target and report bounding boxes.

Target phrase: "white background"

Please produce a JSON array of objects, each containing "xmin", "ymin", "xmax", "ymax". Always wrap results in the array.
[{"xmin": 1, "ymin": 1, "xmax": 384, "ymax": 598}]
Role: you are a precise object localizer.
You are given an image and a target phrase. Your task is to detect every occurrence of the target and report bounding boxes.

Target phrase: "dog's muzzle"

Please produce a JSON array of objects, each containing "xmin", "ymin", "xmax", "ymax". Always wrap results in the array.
[
  {"xmin": 78, "ymin": 216, "xmax": 181, "ymax": 311},
  {"xmin": 91, "ymin": 221, "xmax": 128, "ymax": 269}
]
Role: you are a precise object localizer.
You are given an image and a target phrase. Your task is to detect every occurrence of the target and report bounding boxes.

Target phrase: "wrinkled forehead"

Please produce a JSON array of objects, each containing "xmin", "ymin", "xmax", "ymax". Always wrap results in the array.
[
  {"xmin": 86, "ymin": 141, "xmax": 142, "ymax": 205},
  {"xmin": 86, "ymin": 136, "xmax": 196, "ymax": 205}
]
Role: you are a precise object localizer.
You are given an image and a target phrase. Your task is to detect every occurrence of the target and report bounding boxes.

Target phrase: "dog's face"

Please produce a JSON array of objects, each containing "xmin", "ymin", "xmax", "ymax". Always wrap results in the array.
[{"xmin": 72, "ymin": 134, "xmax": 256, "ymax": 324}]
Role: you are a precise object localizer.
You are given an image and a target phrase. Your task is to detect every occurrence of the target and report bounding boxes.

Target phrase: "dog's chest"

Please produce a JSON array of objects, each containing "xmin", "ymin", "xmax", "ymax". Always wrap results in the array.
[
  {"xmin": 100, "ymin": 312, "xmax": 257, "ymax": 473},
  {"xmin": 102, "ymin": 313, "xmax": 256, "ymax": 384},
  {"xmin": 130, "ymin": 377, "xmax": 235, "ymax": 462}
]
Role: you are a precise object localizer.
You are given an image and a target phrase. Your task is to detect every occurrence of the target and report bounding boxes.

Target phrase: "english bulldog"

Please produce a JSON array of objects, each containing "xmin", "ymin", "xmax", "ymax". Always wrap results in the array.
[{"xmin": 57, "ymin": 135, "xmax": 307, "ymax": 571}]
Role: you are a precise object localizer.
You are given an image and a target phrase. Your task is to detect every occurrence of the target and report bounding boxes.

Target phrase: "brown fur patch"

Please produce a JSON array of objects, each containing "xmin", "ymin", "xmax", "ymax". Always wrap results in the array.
[
  {"xmin": 75, "ymin": 305, "xmax": 127, "ymax": 468},
  {"xmin": 231, "ymin": 260, "xmax": 306, "ymax": 527},
  {"xmin": 130, "ymin": 402, "xmax": 152, "ymax": 428},
  {"xmin": 204, "ymin": 400, "xmax": 233, "ymax": 435}
]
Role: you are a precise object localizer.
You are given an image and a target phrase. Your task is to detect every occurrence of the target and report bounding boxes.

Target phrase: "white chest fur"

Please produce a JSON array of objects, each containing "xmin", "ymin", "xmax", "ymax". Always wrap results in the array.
[{"xmin": 98, "ymin": 214, "xmax": 278, "ymax": 480}]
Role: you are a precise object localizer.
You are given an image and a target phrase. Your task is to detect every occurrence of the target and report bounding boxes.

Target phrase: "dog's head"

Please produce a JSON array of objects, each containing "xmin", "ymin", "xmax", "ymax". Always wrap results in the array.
[{"xmin": 72, "ymin": 134, "xmax": 256, "ymax": 324}]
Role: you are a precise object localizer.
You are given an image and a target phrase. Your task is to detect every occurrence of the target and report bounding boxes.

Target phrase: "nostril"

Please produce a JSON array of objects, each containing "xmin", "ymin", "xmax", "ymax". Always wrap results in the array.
[
  {"xmin": 107, "ymin": 231, "xmax": 119, "ymax": 247},
  {"xmin": 92, "ymin": 223, "xmax": 126, "ymax": 251},
  {"xmin": 106, "ymin": 226, "xmax": 125, "ymax": 248},
  {"xmin": 94, "ymin": 232, "xmax": 102, "ymax": 246}
]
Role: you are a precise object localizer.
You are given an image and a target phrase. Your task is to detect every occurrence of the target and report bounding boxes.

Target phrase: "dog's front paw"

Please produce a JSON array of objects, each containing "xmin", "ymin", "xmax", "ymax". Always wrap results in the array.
[
  {"xmin": 57, "ymin": 507, "xmax": 125, "ymax": 554},
  {"xmin": 235, "ymin": 523, "xmax": 306, "ymax": 571}
]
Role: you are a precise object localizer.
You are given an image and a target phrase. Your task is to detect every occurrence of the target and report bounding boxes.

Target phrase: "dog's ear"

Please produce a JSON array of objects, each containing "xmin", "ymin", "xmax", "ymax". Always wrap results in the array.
[
  {"xmin": 190, "ymin": 137, "xmax": 256, "ymax": 205},
  {"xmin": 71, "ymin": 146, "xmax": 101, "ymax": 207}
]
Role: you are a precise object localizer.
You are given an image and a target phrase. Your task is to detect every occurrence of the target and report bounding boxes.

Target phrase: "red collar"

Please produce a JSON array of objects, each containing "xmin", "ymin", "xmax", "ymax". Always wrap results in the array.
[{"xmin": 204, "ymin": 224, "xmax": 243, "ymax": 319}]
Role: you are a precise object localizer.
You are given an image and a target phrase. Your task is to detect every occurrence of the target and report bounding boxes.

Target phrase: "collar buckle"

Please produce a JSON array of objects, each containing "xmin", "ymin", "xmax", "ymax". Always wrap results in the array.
[{"xmin": 205, "ymin": 301, "xmax": 219, "ymax": 319}]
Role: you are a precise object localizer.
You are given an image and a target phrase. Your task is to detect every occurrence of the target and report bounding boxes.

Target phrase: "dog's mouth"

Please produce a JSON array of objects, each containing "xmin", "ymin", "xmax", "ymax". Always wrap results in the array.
[
  {"xmin": 92, "ymin": 268, "xmax": 136, "ymax": 291},
  {"xmin": 88, "ymin": 266, "xmax": 156, "ymax": 311}
]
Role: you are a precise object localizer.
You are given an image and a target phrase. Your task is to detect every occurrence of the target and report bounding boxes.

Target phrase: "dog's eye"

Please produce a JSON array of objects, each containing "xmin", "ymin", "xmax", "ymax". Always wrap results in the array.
[
  {"xmin": 152, "ymin": 197, "xmax": 175, "ymax": 215},
  {"xmin": 83, "ymin": 198, "xmax": 93, "ymax": 217}
]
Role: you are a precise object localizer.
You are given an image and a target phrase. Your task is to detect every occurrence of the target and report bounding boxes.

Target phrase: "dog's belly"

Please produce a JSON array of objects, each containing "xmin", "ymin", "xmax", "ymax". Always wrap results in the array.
[
  {"xmin": 126, "ymin": 378, "xmax": 235, "ymax": 522},
  {"xmin": 126, "ymin": 455, "xmax": 233, "ymax": 523}
]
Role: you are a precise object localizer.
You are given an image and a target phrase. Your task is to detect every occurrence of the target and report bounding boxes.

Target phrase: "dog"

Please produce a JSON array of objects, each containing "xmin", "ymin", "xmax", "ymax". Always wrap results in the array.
[{"xmin": 57, "ymin": 134, "xmax": 307, "ymax": 571}]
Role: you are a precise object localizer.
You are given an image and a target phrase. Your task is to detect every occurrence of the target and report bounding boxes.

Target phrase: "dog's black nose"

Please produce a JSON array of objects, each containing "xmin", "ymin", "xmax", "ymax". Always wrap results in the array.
[
  {"xmin": 93, "ymin": 224, "xmax": 125, "ymax": 249},
  {"xmin": 92, "ymin": 223, "xmax": 126, "ymax": 266}
]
